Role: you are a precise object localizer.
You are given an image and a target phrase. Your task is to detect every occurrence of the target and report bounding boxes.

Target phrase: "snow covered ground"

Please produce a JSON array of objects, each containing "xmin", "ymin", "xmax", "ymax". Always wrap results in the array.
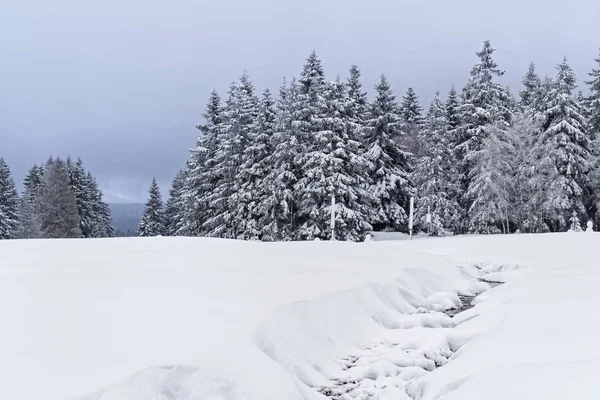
[{"xmin": 0, "ymin": 233, "xmax": 598, "ymax": 400}]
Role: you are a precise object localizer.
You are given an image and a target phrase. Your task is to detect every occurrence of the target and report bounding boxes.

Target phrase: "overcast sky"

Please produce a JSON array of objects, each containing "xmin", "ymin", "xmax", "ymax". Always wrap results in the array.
[{"xmin": 1, "ymin": 0, "xmax": 599, "ymax": 203}]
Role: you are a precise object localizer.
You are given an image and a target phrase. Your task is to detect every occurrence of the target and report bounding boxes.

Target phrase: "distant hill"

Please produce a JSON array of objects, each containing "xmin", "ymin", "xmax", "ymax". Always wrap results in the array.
[{"xmin": 109, "ymin": 203, "xmax": 144, "ymax": 236}]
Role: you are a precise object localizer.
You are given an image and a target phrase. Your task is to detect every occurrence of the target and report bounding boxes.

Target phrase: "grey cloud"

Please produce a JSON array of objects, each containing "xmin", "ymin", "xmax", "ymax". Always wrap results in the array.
[{"xmin": 1, "ymin": 0, "xmax": 599, "ymax": 201}]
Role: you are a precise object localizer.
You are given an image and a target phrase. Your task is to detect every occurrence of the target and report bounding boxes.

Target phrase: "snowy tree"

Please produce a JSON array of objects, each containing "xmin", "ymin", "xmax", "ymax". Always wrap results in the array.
[
  {"xmin": 399, "ymin": 87, "xmax": 425, "ymax": 157},
  {"xmin": 414, "ymin": 92, "xmax": 460, "ymax": 236},
  {"xmin": 261, "ymin": 78, "xmax": 300, "ymax": 241},
  {"xmin": 533, "ymin": 58, "xmax": 591, "ymax": 231},
  {"xmin": 86, "ymin": 172, "xmax": 114, "ymax": 238},
  {"xmin": 346, "ymin": 65, "xmax": 369, "ymax": 143},
  {"xmin": 66, "ymin": 158, "xmax": 113, "ymax": 238},
  {"xmin": 363, "ymin": 75, "xmax": 414, "ymax": 232},
  {"xmin": 587, "ymin": 51, "xmax": 600, "ymax": 224},
  {"xmin": 455, "ymin": 41, "xmax": 512, "ymax": 231},
  {"xmin": 446, "ymin": 86, "xmax": 461, "ymax": 132},
  {"xmin": 520, "ymin": 63, "xmax": 543, "ymax": 113},
  {"xmin": 467, "ymin": 124, "xmax": 517, "ymax": 234},
  {"xmin": 138, "ymin": 178, "xmax": 165, "ymax": 237},
  {"xmin": 586, "ymin": 50, "xmax": 600, "ymax": 140},
  {"xmin": 293, "ymin": 63, "xmax": 372, "ymax": 241},
  {"xmin": 205, "ymin": 72, "xmax": 259, "ymax": 238},
  {"xmin": 508, "ymin": 114, "xmax": 544, "ymax": 233},
  {"xmin": 183, "ymin": 90, "xmax": 224, "ymax": 236},
  {"xmin": 233, "ymin": 88, "xmax": 276, "ymax": 240},
  {"xmin": 165, "ymin": 169, "xmax": 187, "ymax": 236},
  {"xmin": 16, "ymin": 164, "xmax": 45, "ymax": 239},
  {"xmin": 0, "ymin": 158, "xmax": 19, "ymax": 239},
  {"xmin": 36, "ymin": 158, "xmax": 82, "ymax": 239}
]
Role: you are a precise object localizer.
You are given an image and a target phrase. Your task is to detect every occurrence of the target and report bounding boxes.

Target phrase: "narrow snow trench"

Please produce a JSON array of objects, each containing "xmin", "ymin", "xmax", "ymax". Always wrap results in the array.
[{"xmin": 255, "ymin": 263, "xmax": 506, "ymax": 400}]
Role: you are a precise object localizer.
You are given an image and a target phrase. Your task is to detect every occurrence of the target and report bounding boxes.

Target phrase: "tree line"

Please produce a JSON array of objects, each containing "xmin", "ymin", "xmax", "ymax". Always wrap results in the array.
[
  {"xmin": 0, "ymin": 157, "xmax": 113, "ymax": 239},
  {"xmin": 136, "ymin": 41, "xmax": 600, "ymax": 240}
]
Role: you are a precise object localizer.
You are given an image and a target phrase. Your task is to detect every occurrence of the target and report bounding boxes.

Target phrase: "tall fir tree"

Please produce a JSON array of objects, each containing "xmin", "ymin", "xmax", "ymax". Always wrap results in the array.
[
  {"xmin": 586, "ymin": 50, "xmax": 600, "ymax": 225},
  {"xmin": 261, "ymin": 78, "xmax": 300, "ymax": 241},
  {"xmin": 586, "ymin": 50, "xmax": 600, "ymax": 140},
  {"xmin": 533, "ymin": 58, "xmax": 591, "ymax": 231},
  {"xmin": 17, "ymin": 164, "xmax": 44, "ymax": 238},
  {"xmin": 36, "ymin": 158, "xmax": 82, "ymax": 239},
  {"xmin": 346, "ymin": 65, "xmax": 369, "ymax": 143},
  {"xmin": 414, "ymin": 92, "xmax": 461, "ymax": 235},
  {"xmin": 183, "ymin": 90, "xmax": 224, "ymax": 236},
  {"xmin": 455, "ymin": 41, "xmax": 512, "ymax": 232},
  {"xmin": 0, "ymin": 158, "xmax": 20, "ymax": 239},
  {"xmin": 363, "ymin": 75, "xmax": 414, "ymax": 232},
  {"xmin": 138, "ymin": 178, "xmax": 165, "ymax": 237},
  {"xmin": 86, "ymin": 172, "xmax": 114, "ymax": 238},
  {"xmin": 399, "ymin": 87, "xmax": 425, "ymax": 157},
  {"xmin": 446, "ymin": 86, "xmax": 461, "ymax": 132},
  {"xmin": 467, "ymin": 124, "xmax": 518, "ymax": 234},
  {"xmin": 234, "ymin": 88, "xmax": 276, "ymax": 240},
  {"xmin": 165, "ymin": 169, "xmax": 188, "ymax": 236},
  {"xmin": 520, "ymin": 62, "xmax": 543, "ymax": 113}
]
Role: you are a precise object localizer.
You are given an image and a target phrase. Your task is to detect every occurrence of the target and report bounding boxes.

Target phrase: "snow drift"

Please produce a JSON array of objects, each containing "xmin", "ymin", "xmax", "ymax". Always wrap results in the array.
[{"xmin": 1, "ymin": 233, "xmax": 598, "ymax": 399}]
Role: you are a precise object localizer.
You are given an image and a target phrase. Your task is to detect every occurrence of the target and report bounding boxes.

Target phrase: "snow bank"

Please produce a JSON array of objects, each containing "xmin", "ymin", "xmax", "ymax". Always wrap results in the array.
[
  {"xmin": 0, "ymin": 237, "xmax": 482, "ymax": 400},
  {"xmin": 2, "ymin": 233, "xmax": 598, "ymax": 400}
]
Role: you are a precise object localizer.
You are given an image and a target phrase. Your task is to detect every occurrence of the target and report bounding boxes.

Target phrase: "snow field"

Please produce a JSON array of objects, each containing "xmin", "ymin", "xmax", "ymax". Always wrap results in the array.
[{"xmin": 2, "ymin": 233, "xmax": 598, "ymax": 400}]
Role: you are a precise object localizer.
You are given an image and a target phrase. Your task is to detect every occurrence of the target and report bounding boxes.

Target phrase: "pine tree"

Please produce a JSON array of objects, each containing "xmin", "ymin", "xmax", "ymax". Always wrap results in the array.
[
  {"xmin": 234, "ymin": 88, "xmax": 276, "ymax": 240},
  {"xmin": 586, "ymin": 50, "xmax": 600, "ymax": 140},
  {"xmin": 414, "ymin": 92, "xmax": 460, "ymax": 236},
  {"xmin": 533, "ymin": 58, "xmax": 591, "ymax": 231},
  {"xmin": 0, "ymin": 158, "xmax": 19, "ymax": 239},
  {"xmin": 164, "ymin": 169, "xmax": 188, "ymax": 236},
  {"xmin": 205, "ymin": 72, "xmax": 259, "ymax": 238},
  {"xmin": 261, "ymin": 78, "xmax": 300, "ymax": 241},
  {"xmin": 363, "ymin": 75, "xmax": 414, "ymax": 232},
  {"xmin": 16, "ymin": 164, "xmax": 44, "ymax": 239},
  {"xmin": 86, "ymin": 172, "xmax": 114, "ymax": 238},
  {"xmin": 183, "ymin": 90, "xmax": 224, "ymax": 236},
  {"xmin": 456, "ymin": 41, "xmax": 512, "ymax": 231},
  {"xmin": 520, "ymin": 62, "xmax": 542, "ymax": 112},
  {"xmin": 138, "ymin": 178, "xmax": 165, "ymax": 237},
  {"xmin": 467, "ymin": 124, "xmax": 517, "ymax": 234},
  {"xmin": 399, "ymin": 87, "xmax": 425, "ymax": 157},
  {"xmin": 446, "ymin": 86, "xmax": 461, "ymax": 132},
  {"xmin": 36, "ymin": 158, "xmax": 82, "ymax": 239},
  {"xmin": 346, "ymin": 65, "xmax": 369, "ymax": 143},
  {"xmin": 587, "ymin": 50, "xmax": 600, "ymax": 224}
]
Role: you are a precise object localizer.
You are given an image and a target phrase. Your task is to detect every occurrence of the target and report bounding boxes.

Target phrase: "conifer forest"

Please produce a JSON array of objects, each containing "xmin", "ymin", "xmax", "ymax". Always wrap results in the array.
[{"xmin": 2, "ymin": 41, "xmax": 600, "ymax": 241}]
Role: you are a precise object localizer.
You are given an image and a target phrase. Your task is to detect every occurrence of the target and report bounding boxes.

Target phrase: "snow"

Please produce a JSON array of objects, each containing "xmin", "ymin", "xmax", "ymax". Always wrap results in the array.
[{"xmin": 1, "ymin": 233, "xmax": 599, "ymax": 400}]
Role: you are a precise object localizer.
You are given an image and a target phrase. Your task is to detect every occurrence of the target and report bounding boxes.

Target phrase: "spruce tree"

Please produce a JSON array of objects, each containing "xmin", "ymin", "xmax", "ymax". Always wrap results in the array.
[
  {"xmin": 399, "ymin": 87, "xmax": 425, "ymax": 157},
  {"xmin": 86, "ymin": 172, "xmax": 114, "ymax": 238},
  {"xmin": 467, "ymin": 124, "xmax": 517, "ymax": 234},
  {"xmin": 520, "ymin": 62, "xmax": 542, "ymax": 113},
  {"xmin": 138, "ymin": 178, "xmax": 165, "ymax": 237},
  {"xmin": 586, "ymin": 50, "xmax": 600, "ymax": 140},
  {"xmin": 346, "ymin": 65, "xmax": 369, "ymax": 146},
  {"xmin": 165, "ymin": 169, "xmax": 188, "ymax": 236},
  {"xmin": 36, "ymin": 158, "xmax": 82, "ymax": 239},
  {"xmin": 206, "ymin": 72, "xmax": 259, "ymax": 238},
  {"xmin": 0, "ymin": 158, "xmax": 19, "ymax": 239},
  {"xmin": 445, "ymin": 86, "xmax": 461, "ymax": 132},
  {"xmin": 17, "ymin": 164, "xmax": 44, "ymax": 239},
  {"xmin": 183, "ymin": 90, "xmax": 224, "ymax": 236},
  {"xmin": 533, "ymin": 58, "xmax": 591, "ymax": 231},
  {"xmin": 234, "ymin": 88, "xmax": 276, "ymax": 240},
  {"xmin": 587, "ymin": 50, "xmax": 600, "ymax": 224},
  {"xmin": 456, "ymin": 41, "xmax": 512, "ymax": 231},
  {"xmin": 261, "ymin": 78, "xmax": 300, "ymax": 241},
  {"xmin": 363, "ymin": 75, "xmax": 414, "ymax": 232},
  {"xmin": 414, "ymin": 92, "xmax": 460, "ymax": 236}
]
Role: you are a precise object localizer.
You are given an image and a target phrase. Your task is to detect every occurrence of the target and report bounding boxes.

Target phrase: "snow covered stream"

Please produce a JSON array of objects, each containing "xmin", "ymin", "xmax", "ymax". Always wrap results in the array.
[{"xmin": 1, "ymin": 233, "xmax": 599, "ymax": 400}]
